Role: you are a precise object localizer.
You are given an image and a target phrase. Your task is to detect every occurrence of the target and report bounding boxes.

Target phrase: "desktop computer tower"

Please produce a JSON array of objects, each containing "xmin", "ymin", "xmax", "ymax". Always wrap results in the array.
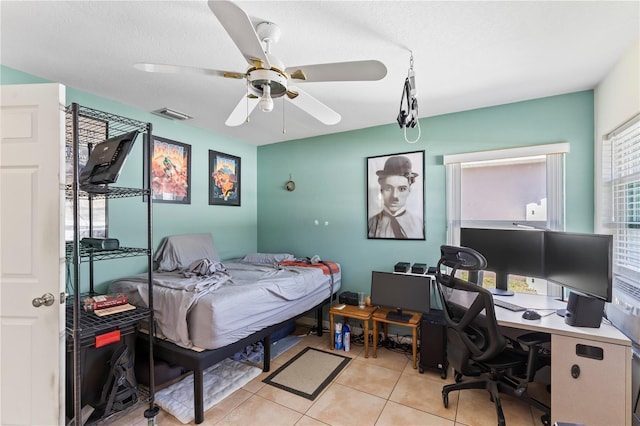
[{"xmin": 419, "ymin": 310, "xmax": 448, "ymax": 379}]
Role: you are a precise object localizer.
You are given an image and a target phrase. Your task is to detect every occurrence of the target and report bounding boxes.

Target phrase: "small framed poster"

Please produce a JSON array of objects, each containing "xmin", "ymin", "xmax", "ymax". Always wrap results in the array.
[
  {"xmin": 209, "ymin": 150, "xmax": 241, "ymax": 206},
  {"xmin": 146, "ymin": 136, "xmax": 191, "ymax": 204}
]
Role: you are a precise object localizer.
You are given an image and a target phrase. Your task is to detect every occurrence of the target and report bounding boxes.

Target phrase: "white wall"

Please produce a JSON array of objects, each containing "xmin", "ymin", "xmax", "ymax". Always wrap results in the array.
[{"xmin": 594, "ymin": 38, "xmax": 640, "ymax": 232}]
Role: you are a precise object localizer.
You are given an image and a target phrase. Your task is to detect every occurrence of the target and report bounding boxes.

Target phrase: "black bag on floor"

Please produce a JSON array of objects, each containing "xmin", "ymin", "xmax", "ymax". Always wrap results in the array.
[{"xmin": 99, "ymin": 345, "xmax": 138, "ymax": 417}]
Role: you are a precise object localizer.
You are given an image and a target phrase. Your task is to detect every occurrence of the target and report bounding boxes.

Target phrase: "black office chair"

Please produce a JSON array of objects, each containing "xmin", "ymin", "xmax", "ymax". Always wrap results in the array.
[{"xmin": 435, "ymin": 245, "xmax": 551, "ymax": 426}]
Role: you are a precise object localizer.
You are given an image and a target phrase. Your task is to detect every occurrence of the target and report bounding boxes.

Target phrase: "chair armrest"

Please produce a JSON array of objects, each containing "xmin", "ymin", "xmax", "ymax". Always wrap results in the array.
[
  {"xmin": 517, "ymin": 332, "xmax": 551, "ymax": 347},
  {"xmin": 516, "ymin": 332, "xmax": 551, "ymax": 382}
]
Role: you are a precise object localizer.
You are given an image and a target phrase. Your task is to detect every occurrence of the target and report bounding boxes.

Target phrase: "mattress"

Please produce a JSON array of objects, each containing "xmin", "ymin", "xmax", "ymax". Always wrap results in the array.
[{"xmin": 109, "ymin": 260, "xmax": 341, "ymax": 350}]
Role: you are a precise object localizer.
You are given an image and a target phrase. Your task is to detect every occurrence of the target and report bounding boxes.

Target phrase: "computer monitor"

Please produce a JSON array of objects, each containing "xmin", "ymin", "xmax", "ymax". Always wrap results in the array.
[
  {"xmin": 544, "ymin": 231, "xmax": 612, "ymax": 303},
  {"xmin": 460, "ymin": 227, "xmax": 545, "ymax": 295},
  {"xmin": 79, "ymin": 130, "xmax": 139, "ymax": 186},
  {"xmin": 370, "ymin": 271, "xmax": 431, "ymax": 322}
]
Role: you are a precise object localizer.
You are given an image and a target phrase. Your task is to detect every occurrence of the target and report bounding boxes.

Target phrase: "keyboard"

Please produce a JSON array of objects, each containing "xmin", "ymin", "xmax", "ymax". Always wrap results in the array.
[{"xmin": 494, "ymin": 299, "xmax": 527, "ymax": 312}]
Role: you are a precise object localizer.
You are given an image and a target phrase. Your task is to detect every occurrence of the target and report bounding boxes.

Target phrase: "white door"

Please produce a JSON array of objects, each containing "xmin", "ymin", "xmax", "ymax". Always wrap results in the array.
[{"xmin": 1, "ymin": 83, "xmax": 66, "ymax": 425}]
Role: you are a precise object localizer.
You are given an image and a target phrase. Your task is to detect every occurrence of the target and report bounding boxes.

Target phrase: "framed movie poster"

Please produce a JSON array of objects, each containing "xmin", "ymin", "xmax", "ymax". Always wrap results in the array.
[
  {"xmin": 147, "ymin": 136, "xmax": 191, "ymax": 204},
  {"xmin": 209, "ymin": 150, "xmax": 241, "ymax": 206},
  {"xmin": 366, "ymin": 150, "xmax": 425, "ymax": 240}
]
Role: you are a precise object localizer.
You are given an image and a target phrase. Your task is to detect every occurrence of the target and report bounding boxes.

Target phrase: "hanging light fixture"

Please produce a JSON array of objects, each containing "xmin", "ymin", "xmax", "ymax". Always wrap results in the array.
[{"xmin": 259, "ymin": 83, "xmax": 274, "ymax": 112}]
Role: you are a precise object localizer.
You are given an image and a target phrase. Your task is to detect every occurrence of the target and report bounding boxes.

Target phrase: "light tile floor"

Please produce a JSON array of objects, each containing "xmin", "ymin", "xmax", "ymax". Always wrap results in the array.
[{"xmin": 116, "ymin": 325, "xmax": 549, "ymax": 426}]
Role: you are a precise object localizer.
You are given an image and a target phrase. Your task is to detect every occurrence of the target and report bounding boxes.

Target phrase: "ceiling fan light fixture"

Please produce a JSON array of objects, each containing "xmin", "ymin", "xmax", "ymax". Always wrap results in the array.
[
  {"xmin": 152, "ymin": 107, "xmax": 192, "ymax": 121},
  {"xmin": 259, "ymin": 83, "xmax": 274, "ymax": 112}
]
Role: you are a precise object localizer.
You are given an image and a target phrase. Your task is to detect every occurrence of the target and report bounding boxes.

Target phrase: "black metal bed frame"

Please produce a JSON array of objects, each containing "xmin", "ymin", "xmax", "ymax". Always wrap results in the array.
[{"xmin": 140, "ymin": 298, "xmax": 330, "ymax": 424}]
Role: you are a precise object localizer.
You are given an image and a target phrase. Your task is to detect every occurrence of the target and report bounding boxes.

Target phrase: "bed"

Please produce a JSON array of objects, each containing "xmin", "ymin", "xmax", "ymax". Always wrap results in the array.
[{"xmin": 109, "ymin": 233, "xmax": 341, "ymax": 423}]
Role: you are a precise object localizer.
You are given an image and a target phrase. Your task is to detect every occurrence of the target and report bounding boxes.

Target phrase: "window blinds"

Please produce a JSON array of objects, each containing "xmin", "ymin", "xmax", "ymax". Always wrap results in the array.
[{"xmin": 606, "ymin": 115, "xmax": 640, "ymax": 291}]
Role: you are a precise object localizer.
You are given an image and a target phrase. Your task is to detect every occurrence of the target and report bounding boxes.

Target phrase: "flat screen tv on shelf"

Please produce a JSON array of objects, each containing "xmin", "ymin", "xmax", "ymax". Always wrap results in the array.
[{"xmin": 79, "ymin": 130, "xmax": 139, "ymax": 186}]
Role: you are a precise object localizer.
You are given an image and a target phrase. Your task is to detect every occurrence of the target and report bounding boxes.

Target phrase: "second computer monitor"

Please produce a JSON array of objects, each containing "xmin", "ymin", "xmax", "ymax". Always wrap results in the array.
[
  {"xmin": 545, "ymin": 231, "xmax": 612, "ymax": 303},
  {"xmin": 460, "ymin": 228, "xmax": 545, "ymax": 279}
]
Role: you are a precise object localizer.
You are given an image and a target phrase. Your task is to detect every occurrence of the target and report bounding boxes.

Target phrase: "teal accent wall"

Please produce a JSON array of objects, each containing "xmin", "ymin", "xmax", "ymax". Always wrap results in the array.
[
  {"xmin": 257, "ymin": 91, "xmax": 595, "ymax": 296},
  {"xmin": 2, "ymin": 65, "xmax": 258, "ymax": 293}
]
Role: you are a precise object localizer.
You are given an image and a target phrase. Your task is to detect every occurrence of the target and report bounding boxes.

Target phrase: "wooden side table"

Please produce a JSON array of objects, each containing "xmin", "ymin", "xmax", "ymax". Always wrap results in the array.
[
  {"xmin": 329, "ymin": 304, "xmax": 377, "ymax": 357},
  {"xmin": 372, "ymin": 307, "xmax": 422, "ymax": 369}
]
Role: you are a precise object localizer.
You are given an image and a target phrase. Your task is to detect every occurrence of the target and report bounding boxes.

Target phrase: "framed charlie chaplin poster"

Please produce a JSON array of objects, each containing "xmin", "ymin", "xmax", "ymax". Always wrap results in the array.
[{"xmin": 366, "ymin": 150, "xmax": 425, "ymax": 240}]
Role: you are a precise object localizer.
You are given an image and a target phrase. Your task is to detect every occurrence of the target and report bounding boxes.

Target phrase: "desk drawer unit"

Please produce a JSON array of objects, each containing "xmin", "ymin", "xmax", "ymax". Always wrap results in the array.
[{"xmin": 551, "ymin": 334, "xmax": 631, "ymax": 425}]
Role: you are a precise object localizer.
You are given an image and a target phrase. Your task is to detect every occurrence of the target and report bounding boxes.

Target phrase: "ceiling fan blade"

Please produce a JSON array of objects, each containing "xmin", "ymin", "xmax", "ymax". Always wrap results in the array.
[
  {"xmin": 208, "ymin": 0, "xmax": 271, "ymax": 69},
  {"xmin": 285, "ymin": 60, "xmax": 387, "ymax": 82},
  {"xmin": 287, "ymin": 86, "xmax": 341, "ymax": 125},
  {"xmin": 134, "ymin": 63, "xmax": 244, "ymax": 79},
  {"xmin": 225, "ymin": 95, "xmax": 259, "ymax": 127}
]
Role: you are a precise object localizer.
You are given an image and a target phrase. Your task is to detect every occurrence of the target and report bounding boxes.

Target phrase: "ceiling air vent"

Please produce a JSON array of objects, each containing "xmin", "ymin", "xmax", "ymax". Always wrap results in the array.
[{"xmin": 152, "ymin": 108, "xmax": 192, "ymax": 121}]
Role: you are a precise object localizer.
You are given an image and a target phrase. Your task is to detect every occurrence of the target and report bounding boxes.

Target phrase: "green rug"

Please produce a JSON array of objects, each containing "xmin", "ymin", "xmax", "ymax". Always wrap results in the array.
[{"xmin": 262, "ymin": 347, "xmax": 351, "ymax": 400}]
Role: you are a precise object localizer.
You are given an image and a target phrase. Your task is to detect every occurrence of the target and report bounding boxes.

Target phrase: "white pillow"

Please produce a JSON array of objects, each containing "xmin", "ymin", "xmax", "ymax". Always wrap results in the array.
[
  {"xmin": 241, "ymin": 253, "xmax": 294, "ymax": 264},
  {"xmin": 154, "ymin": 233, "xmax": 220, "ymax": 271}
]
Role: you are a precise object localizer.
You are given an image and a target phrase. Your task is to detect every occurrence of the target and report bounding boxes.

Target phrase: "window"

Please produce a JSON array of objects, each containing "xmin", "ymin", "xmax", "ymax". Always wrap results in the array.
[
  {"xmin": 603, "ymin": 115, "xmax": 640, "ymax": 297},
  {"xmin": 445, "ymin": 143, "xmax": 569, "ymax": 295},
  {"xmin": 64, "ymin": 114, "xmax": 108, "ymax": 241},
  {"xmin": 461, "ymin": 156, "xmax": 547, "ymax": 225}
]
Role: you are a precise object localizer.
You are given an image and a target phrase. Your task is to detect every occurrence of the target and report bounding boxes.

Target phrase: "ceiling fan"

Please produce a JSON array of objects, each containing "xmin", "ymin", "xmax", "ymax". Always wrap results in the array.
[{"xmin": 135, "ymin": 0, "xmax": 387, "ymax": 127}]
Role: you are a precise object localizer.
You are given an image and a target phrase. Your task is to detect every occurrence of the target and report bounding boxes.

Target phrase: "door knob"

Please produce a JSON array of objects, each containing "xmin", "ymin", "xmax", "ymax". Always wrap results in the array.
[{"xmin": 32, "ymin": 293, "xmax": 55, "ymax": 307}]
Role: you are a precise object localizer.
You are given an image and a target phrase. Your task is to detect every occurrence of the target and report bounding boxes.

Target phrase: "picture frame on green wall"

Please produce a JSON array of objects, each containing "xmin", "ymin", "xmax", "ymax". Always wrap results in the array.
[
  {"xmin": 209, "ymin": 150, "xmax": 241, "ymax": 206},
  {"xmin": 367, "ymin": 150, "xmax": 425, "ymax": 240},
  {"xmin": 146, "ymin": 136, "xmax": 191, "ymax": 204}
]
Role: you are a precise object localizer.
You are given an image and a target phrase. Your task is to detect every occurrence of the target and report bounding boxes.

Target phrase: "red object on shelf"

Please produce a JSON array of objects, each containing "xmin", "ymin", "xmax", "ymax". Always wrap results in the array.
[
  {"xmin": 84, "ymin": 294, "xmax": 128, "ymax": 311},
  {"xmin": 95, "ymin": 330, "xmax": 121, "ymax": 348}
]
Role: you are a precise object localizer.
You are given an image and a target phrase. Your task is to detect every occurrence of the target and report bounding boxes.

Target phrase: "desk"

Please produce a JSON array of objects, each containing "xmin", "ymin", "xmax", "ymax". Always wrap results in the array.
[
  {"xmin": 329, "ymin": 304, "xmax": 377, "ymax": 357},
  {"xmin": 492, "ymin": 293, "xmax": 632, "ymax": 426},
  {"xmin": 372, "ymin": 307, "xmax": 421, "ymax": 369}
]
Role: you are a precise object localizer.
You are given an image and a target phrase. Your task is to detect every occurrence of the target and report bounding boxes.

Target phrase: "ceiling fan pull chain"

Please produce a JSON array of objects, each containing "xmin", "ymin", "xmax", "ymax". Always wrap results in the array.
[
  {"xmin": 282, "ymin": 97, "xmax": 286, "ymax": 134},
  {"xmin": 246, "ymin": 81, "xmax": 250, "ymax": 123}
]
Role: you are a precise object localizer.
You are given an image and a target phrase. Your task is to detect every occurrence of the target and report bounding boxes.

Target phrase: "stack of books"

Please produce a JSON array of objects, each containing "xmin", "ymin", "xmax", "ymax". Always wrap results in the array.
[{"xmin": 83, "ymin": 294, "xmax": 135, "ymax": 316}]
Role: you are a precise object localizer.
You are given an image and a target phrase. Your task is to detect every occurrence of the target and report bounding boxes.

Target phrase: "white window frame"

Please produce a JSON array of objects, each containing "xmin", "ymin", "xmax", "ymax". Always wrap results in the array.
[{"xmin": 444, "ymin": 142, "xmax": 569, "ymax": 294}]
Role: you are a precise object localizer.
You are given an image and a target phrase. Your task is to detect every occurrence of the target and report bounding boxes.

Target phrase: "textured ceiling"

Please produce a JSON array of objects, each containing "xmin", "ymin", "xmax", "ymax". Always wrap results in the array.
[{"xmin": 1, "ymin": 1, "xmax": 638, "ymax": 145}]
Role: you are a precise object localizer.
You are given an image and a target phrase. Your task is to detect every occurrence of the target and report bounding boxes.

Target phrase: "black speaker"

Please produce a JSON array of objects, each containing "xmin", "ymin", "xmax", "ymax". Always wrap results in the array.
[
  {"xmin": 411, "ymin": 263, "xmax": 427, "ymax": 274},
  {"xmin": 564, "ymin": 292, "xmax": 605, "ymax": 328},
  {"xmin": 394, "ymin": 262, "xmax": 410, "ymax": 273},
  {"xmin": 419, "ymin": 310, "xmax": 448, "ymax": 378},
  {"xmin": 338, "ymin": 291, "xmax": 359, "ymax": 306}
]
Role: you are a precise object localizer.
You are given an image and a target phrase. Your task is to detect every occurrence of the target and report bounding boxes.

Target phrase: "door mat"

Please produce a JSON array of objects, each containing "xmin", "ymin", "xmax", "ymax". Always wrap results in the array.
[{"xmin": 262, "ymin": 346, "xmax": 351, "ymax": 400}]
